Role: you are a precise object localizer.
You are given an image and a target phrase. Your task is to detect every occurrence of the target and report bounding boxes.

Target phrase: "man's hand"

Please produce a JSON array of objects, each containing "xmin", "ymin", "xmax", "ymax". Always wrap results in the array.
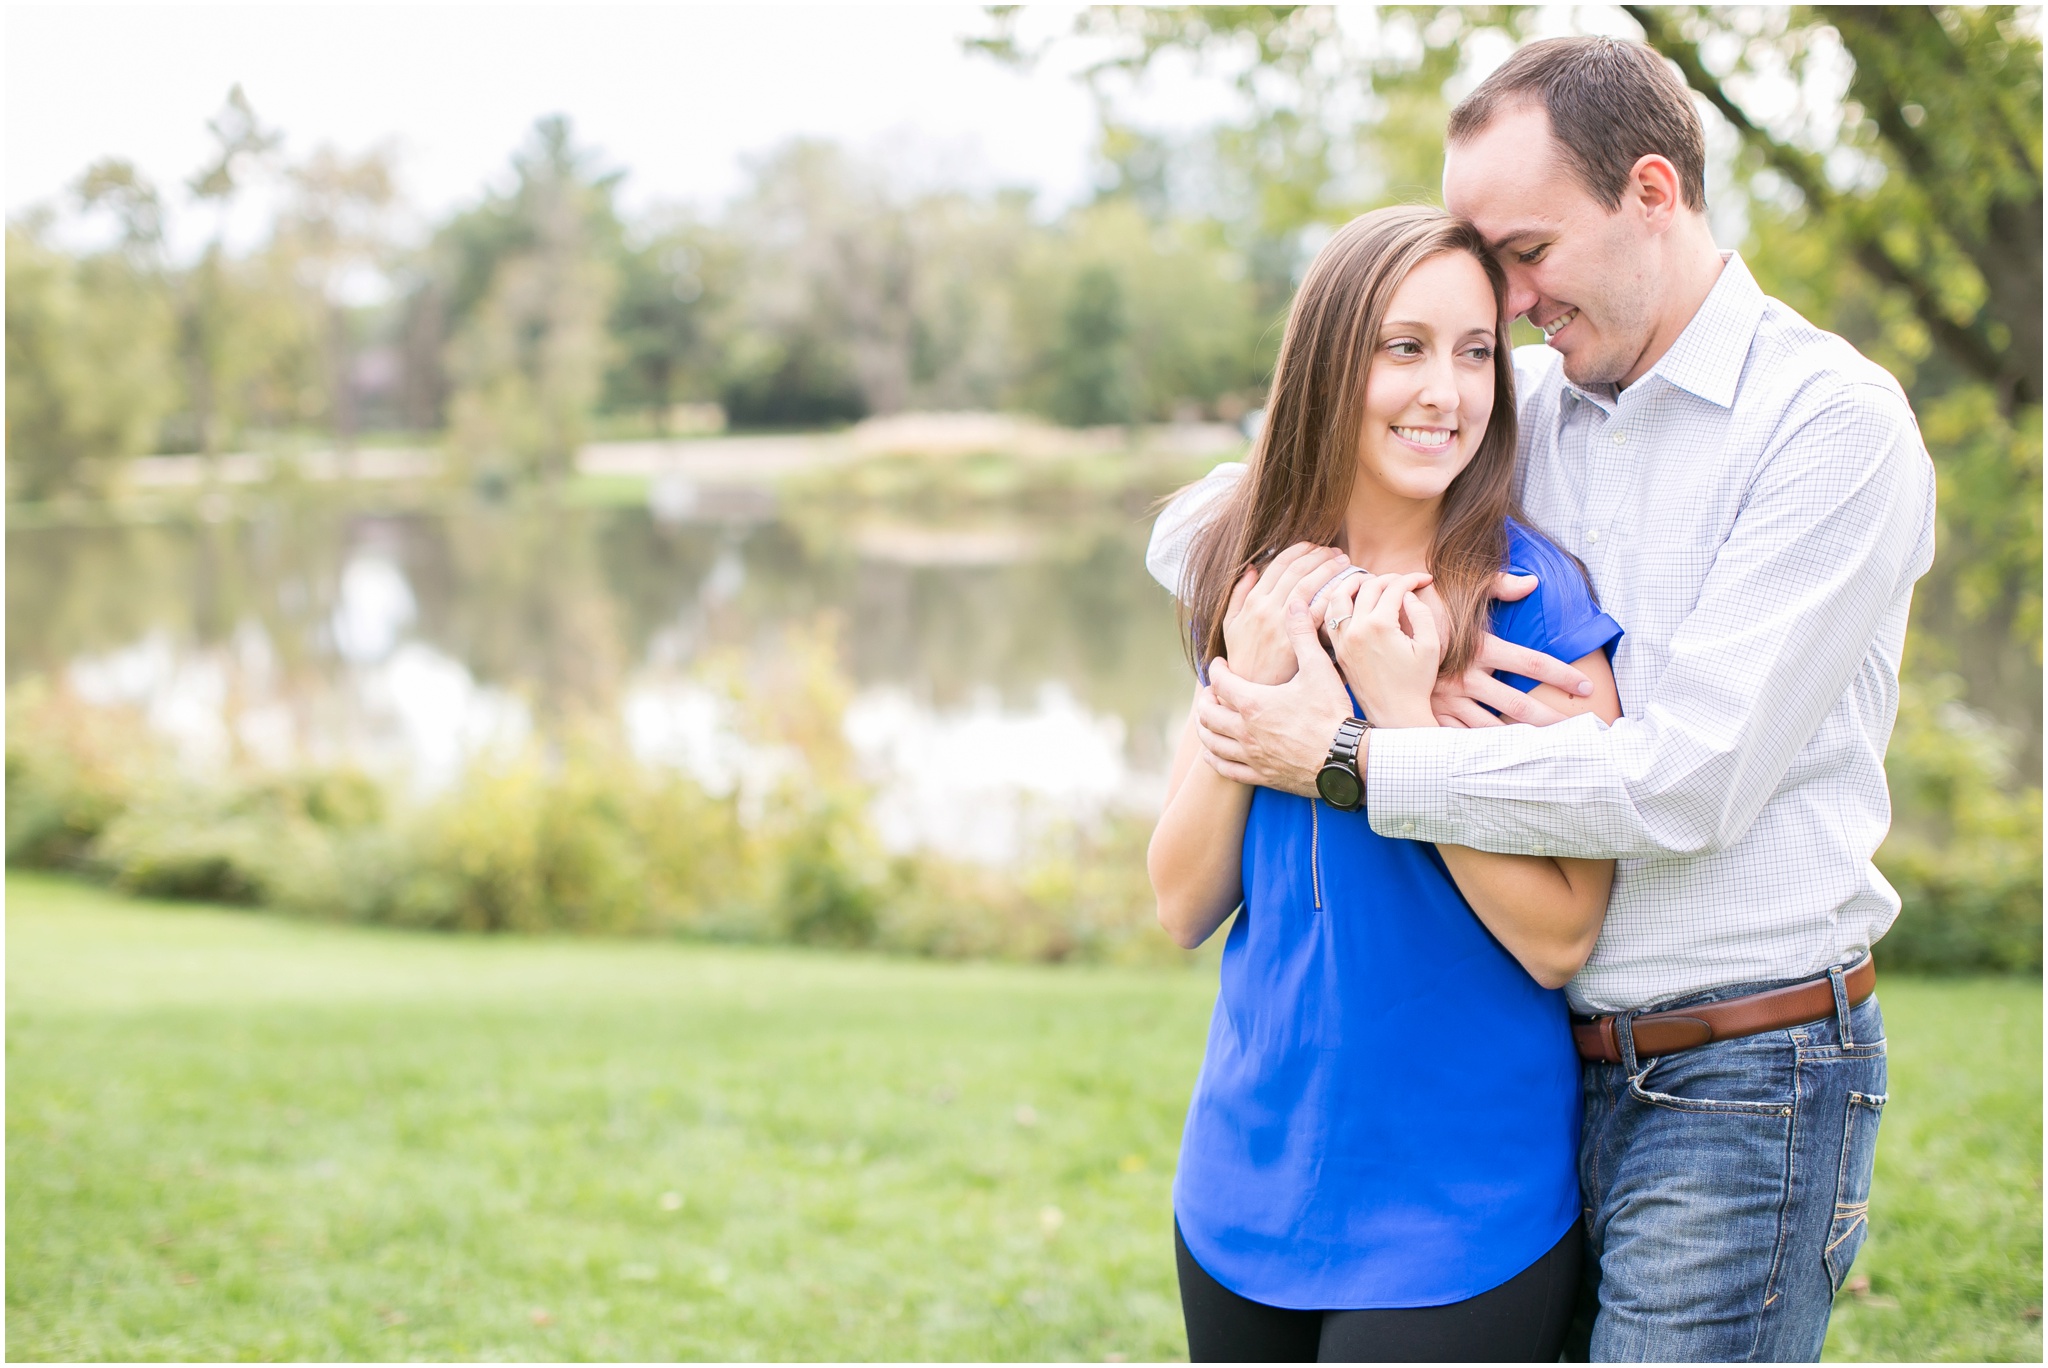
[
  {"xmin": 1429, "ymin": 572, "xmax": 1595, "ymax": 728},
  {"xmin": 1221, "ymin": 543, "xmax": 1350, "ymax": 685},
  {"xmin": 1197, "ymin": 597, "xmax": 1353, "ymax": 796}
]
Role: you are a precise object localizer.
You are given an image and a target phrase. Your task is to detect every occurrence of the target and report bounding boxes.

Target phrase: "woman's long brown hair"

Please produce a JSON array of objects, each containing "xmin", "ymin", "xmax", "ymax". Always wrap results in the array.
[{"xmin": 1179, "ymin": 205, "xmax": 1519, "ymax": 680}]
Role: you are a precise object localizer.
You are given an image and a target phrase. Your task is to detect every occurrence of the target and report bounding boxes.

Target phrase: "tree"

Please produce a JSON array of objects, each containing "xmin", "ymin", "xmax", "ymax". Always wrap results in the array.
[
  {"xmin": 273, "ymin": 145, "xmax": 399, "ymax": 447},
  {"xmin": 181, "ymin": 85, "xmax": 284, "ymax": 461},
  {"xmin": 997, "ymin": 3, "xmax": 2041, "ymax": 749},
  {"xmin": 440, "ymin": 117, "xmax": 621, "ymax": 488},
  {"xmin": 4, "ymin": 221, "xmax": 177, "ymax": 499},
  {"xmin": 1628, "ymin": 6, "xmax": 2040, "ymax": 414},
  {"xmin": 605, "ymin": 218, "xmax": 728, "ymax": 434}
]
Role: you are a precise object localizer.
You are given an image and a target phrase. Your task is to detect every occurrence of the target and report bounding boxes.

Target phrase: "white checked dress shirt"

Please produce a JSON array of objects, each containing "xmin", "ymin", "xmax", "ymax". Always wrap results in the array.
[{"xmin": 1148, "ymin": 255, "xmax": 1937, "ymax": 1013}]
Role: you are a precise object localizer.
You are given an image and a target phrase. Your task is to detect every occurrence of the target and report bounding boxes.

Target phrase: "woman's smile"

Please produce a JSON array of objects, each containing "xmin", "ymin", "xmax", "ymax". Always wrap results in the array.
[{"xmin": 1390, "ymin": 424, "xmax": 1458, "ymax": 452}]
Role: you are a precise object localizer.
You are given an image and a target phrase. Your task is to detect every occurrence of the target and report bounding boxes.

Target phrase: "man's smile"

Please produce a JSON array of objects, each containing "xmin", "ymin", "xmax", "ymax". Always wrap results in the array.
[{"xmin": 1539, "ymin": 307, "xmax": 1580, "ymax": 340}]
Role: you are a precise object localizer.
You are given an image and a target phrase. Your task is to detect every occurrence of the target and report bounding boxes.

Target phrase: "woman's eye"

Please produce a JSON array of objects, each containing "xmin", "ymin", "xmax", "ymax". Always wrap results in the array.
[
  {"xmin": 1387, "ymin": 340, "xmax": 1423, "ymax": 358},
  {"xmin": 1464, "ymin": 345, "xmax": 1495, "ymax": 362}
]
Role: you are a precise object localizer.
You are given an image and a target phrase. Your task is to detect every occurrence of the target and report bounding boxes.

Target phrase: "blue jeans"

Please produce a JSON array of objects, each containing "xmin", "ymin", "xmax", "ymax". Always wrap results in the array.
[{"xmin": 1571, "ymin": 963, "xmax": 1887, "ymax": 1362}]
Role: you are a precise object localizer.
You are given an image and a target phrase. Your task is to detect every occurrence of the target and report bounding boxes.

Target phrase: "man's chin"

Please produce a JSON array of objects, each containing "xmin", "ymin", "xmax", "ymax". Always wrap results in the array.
[{"xmin": 1557, "ymin": 343, "xmax": 1623, "ymax": 389}]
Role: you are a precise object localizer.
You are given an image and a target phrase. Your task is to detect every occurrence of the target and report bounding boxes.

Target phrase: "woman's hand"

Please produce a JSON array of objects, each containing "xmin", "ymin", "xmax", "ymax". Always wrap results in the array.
[
  {"xmin": 1324, "ymin": 571, "xmax": 1441, "ymax": 728},
  {"xmin": 1221, "ymin": 543, "xmax": 1350, "ymax": 685}
]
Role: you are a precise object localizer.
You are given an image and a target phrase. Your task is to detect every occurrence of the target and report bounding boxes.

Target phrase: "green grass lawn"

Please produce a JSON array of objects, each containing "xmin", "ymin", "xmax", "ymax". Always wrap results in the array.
[{"xmin": 7, "ymin": 873, "xmax": 2040, "ymax": 1361}]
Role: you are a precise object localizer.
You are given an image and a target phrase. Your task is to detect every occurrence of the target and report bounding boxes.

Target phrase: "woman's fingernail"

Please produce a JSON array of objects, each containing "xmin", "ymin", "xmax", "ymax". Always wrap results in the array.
[{"xmin": 1577, "ymin": 681, "xmax": 1594, "ymax": 696}]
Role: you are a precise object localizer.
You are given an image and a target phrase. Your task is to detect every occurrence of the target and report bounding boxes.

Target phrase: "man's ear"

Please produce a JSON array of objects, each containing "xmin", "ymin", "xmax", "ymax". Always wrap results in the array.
[{"xmin": 1628, "ymin": 153, "xmax": 1684, "ymax": 233}]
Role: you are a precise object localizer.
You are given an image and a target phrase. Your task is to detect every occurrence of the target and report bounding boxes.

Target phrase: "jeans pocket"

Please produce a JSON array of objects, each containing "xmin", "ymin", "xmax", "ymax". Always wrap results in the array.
[
  {"xmin": 1629, "ymin": 1033, "xmax": 1798, "ymax": 1115},
  {"xmin": 1825, "ymin": 1090, "xmax": 1886, "ymax": 1291}
]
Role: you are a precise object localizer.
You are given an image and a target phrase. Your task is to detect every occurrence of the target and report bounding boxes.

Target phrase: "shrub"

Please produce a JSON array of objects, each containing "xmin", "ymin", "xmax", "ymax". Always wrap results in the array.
[{"xmin": 1877, "ymin": 672, "xmax": 2043, "ymax": 972}]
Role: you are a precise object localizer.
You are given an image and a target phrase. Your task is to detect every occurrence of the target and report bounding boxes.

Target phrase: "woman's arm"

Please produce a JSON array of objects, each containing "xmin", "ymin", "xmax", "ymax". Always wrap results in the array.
[
  {"xmin": 1429, "ymin": 646, "xmax": 1622, "ymax": 989},
  {"xmin": 1325, "ymin": 574, "xmax": 1623, "ymax": 989},
  {"xmin": 1148, "ymin": 687, "xmax": 1254, "ymax": 949}
]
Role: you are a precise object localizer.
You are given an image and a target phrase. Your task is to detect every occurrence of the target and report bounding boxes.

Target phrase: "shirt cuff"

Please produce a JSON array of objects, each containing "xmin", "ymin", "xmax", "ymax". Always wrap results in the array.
[{"xmin": 1365, "ymin": 726, "xmax": 1457, "ymax": 841}]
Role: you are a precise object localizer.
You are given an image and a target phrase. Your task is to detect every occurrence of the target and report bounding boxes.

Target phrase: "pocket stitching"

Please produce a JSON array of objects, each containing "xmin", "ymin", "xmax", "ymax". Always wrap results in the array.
[
  {"xmin": 1629, "ymin": 1042, "xmax": 1799, "ymax": 1115},
  {"xmin": 1823, "ymin": 1091, "xmax": 1887, "ymax": 1291}
]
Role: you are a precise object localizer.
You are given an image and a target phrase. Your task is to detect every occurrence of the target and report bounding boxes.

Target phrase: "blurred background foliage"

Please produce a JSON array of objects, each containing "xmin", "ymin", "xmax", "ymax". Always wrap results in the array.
[{"xmin": 6, "ymin": 6, "xmax": 2039, "ymax": 970}]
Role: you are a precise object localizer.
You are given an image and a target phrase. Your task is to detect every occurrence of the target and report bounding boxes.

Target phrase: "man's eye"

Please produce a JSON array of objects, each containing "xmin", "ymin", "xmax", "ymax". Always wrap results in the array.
[{"xmin": 1517, "ymin": 244, "xmax": 1549, "ymax": 265}]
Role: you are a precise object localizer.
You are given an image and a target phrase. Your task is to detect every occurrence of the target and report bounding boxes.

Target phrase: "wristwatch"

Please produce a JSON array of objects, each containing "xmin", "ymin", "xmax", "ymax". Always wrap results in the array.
[{"xmin": 1315, "ymin": 715, "xmax": 1373, "ymax": 811}]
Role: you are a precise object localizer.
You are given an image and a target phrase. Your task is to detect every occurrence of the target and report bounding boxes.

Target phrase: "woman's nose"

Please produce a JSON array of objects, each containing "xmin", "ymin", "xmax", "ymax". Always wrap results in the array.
[{"xmin": 1418, "ymin": 357, "xmax": 1461, "ymax": 411}]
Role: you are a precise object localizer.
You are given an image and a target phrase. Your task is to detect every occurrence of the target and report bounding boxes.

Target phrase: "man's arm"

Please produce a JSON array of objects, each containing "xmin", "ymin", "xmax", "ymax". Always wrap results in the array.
[
  {"xmin": 1365, "ymin": 386, "xmax": 1936, "ymax": 862},
  {"xmin": 1146, "ymin": 461, "xmax": 1593, "ymax": 710}
]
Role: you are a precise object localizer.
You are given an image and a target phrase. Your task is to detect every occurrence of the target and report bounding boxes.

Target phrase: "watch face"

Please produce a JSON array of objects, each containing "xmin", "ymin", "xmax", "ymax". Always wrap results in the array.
[{"xmin": 1317, "ymin": 764, "xmax": 1363, "ymax": 810}]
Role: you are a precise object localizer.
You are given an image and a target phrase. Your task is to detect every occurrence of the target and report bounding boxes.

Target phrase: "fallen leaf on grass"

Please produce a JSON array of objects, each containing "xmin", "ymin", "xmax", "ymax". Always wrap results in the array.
[
  {"xmin": 530, "ymin": 1308, "xmax": 553, "ymax": 1327},
  {"xmin": 1845, "ymin": 1275, "xmax": 1871, "ymax": 1296},
  {"xmin": 2024, "ymin": 1307, "xmax": 2042, "ymax": 1322},
  {"xmin": 658, "ymin": 1191, "xmax": 684, "ymax": 1211},
  {"xmin": 174, "ymin": 1272, "xmax": 199, "ymax": 1286},
  {"xmin": 1014, "ymin": 1104, "xmax": 1039, "ymax": 1128},
  {"xmin": 378, "ymin": 1308, "xmax": 409, "ymax": 1327}
]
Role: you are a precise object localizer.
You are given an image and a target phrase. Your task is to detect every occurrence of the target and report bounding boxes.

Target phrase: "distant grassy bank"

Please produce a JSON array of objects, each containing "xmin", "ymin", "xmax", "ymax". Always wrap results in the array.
[{"xmin": 6, "ymin": 874, "xmax": 2041, "ymax": 1361}]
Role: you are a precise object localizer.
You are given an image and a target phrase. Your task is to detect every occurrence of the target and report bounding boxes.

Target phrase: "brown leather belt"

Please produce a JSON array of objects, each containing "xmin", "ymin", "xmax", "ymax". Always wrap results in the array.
[{"xmin": 1573, "ymin": 956, "xmax": 1875, "ymax": 1064}]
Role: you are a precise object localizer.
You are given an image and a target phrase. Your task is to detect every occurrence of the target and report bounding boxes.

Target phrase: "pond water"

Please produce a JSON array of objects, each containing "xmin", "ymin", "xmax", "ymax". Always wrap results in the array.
[{"xmin": 8, "ymin": 489, "xmax": 1202, "ymax": 864}]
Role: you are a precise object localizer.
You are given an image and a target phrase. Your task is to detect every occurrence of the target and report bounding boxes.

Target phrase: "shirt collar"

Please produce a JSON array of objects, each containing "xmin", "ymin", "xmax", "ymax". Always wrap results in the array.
[
  {"xmin": 1557, "ymin": 251, "xmax": 1765, "ymax": 414},
  {"xmin": 1634, "ymin": 251, "xmax": 1765, "ymax": 409}
]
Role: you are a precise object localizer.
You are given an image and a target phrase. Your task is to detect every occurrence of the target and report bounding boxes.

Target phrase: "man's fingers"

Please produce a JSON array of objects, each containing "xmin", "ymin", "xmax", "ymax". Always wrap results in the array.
[
  {"xmin": 1466, "ymin": 671, "xmax": 1569, "ymax": 726},
  {"xmin": 1195, "ymin": 719, "xmax": 1250, "ymax": 766},
  {"xmin": 1491, "ymin": 571, "xmax": 1539, "ymax": 603},
  {"xmin": 1199, "ymin": 748, "xmax": 1262, "ymax": 786},
  {"xmin": 1437, "ymin": 695, "xmax": 1506, "ymax": 728},
  {"xmin": 1195, "ymin": 692, "xmax": 1248, "ymax": 741},
  {"xmin": 1476, "ymin": 633, "xmax": 1593, "ymax": 697}
]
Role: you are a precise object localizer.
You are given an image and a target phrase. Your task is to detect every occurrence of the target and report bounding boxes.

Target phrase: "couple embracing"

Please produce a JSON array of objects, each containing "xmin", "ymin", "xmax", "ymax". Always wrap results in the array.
[{"xmin": 1145, "ymin": 37, "xmax": 1934, "ymax": 1363}]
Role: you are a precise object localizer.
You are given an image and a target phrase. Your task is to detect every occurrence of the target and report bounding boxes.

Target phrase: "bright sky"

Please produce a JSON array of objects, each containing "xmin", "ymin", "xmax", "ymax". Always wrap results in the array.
[{"xmin": 6, "ymin": 4, "xmax": 1183, "ymax": 248}]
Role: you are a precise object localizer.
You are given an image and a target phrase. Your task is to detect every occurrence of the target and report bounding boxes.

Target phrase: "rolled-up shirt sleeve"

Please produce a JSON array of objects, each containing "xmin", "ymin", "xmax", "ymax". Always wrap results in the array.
[{"xmin": 1367, "ymin": 384, "xmax": 1936, "ymax": 861}]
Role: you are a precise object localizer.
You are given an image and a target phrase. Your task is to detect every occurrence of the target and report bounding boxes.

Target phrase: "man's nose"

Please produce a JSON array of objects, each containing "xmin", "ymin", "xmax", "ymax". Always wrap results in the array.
[
  {"xmin": 1499, "ymin": 266, "xmax": 1531, "ymax": 321},
  {"xmin": 1505, "ymin": 276, "xmax": 1540, "ymax": 321}
]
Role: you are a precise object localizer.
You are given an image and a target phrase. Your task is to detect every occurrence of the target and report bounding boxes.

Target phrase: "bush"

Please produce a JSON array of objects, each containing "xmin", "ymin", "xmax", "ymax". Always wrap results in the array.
[
  {"xmin": 10, "ymin": 650, "xmax": 2039, "ymax": 974},
  {"xmin": 1876, "ymin": 672, "xmax": 2043, "ymax": 972}
]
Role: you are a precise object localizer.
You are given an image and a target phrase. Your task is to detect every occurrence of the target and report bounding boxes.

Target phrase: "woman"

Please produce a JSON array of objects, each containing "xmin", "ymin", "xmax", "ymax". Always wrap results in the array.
[{"xmin": 1147, "ymin": 205, "xmax": 1624, "ymax": 1362}]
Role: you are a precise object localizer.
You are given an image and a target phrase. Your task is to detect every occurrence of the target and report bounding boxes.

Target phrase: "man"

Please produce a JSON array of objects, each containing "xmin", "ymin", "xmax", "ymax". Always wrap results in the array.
[{"xmin": 1150, "ymin": 36, "xmax": 1935, "ymax": 1362}]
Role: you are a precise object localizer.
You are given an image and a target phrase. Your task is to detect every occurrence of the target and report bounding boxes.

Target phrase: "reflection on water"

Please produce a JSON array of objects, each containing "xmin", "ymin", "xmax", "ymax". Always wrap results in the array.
[{"xmin": 9, "ymin": 495, "xmax": 1195, "ymax": 861}]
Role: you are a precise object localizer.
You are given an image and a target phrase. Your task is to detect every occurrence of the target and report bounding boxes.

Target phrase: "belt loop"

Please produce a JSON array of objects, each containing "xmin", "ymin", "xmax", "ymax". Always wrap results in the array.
[
  {"xmin": 1829, "ymin": 964, "xmax": 1854, "ymax": 1046},
  {"xmin": 1615, "ymin": 1009, "xmax": 1641, "ymax": 1076}
]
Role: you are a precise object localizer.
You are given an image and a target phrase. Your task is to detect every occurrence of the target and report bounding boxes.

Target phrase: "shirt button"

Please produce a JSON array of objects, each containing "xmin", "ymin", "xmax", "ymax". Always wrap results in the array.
[
  {"xmin": 1587, "ymin": 528, "xmax": 1602, "ymax": 544},
  {"xmin": 1611, "ymin": 430, "xmax": 1628, "ymax": 446},
  {"xmin": 1401, "ymin": 822, "xmax": 1415, "ymax": 834}
]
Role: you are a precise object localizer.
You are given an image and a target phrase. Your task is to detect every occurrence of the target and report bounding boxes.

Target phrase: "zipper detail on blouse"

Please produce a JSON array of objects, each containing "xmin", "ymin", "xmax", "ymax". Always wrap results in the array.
[{"xmin": 1310, "ymin": 797, "xmax": 1323, "ymax": 910}]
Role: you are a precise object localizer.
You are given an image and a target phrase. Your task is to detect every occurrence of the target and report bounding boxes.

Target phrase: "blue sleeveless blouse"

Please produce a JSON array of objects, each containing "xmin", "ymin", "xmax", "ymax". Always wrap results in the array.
[{"xmin": 1173, "ymin": 521, "xmax": 1622, "ymax": 1309}]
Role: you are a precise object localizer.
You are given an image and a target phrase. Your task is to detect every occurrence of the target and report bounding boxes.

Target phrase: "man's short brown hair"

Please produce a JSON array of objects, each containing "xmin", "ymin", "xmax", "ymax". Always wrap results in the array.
[{"xmin": 1448, "ymin": 36, "xmax": 1707, "ymax": 213}]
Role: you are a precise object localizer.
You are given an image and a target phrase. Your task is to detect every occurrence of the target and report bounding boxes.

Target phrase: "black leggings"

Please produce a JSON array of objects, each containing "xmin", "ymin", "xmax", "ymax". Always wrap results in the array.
[{"xmin": 1175, "ymin": 1217, "xmax": 1583, "ymax": 1363}]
